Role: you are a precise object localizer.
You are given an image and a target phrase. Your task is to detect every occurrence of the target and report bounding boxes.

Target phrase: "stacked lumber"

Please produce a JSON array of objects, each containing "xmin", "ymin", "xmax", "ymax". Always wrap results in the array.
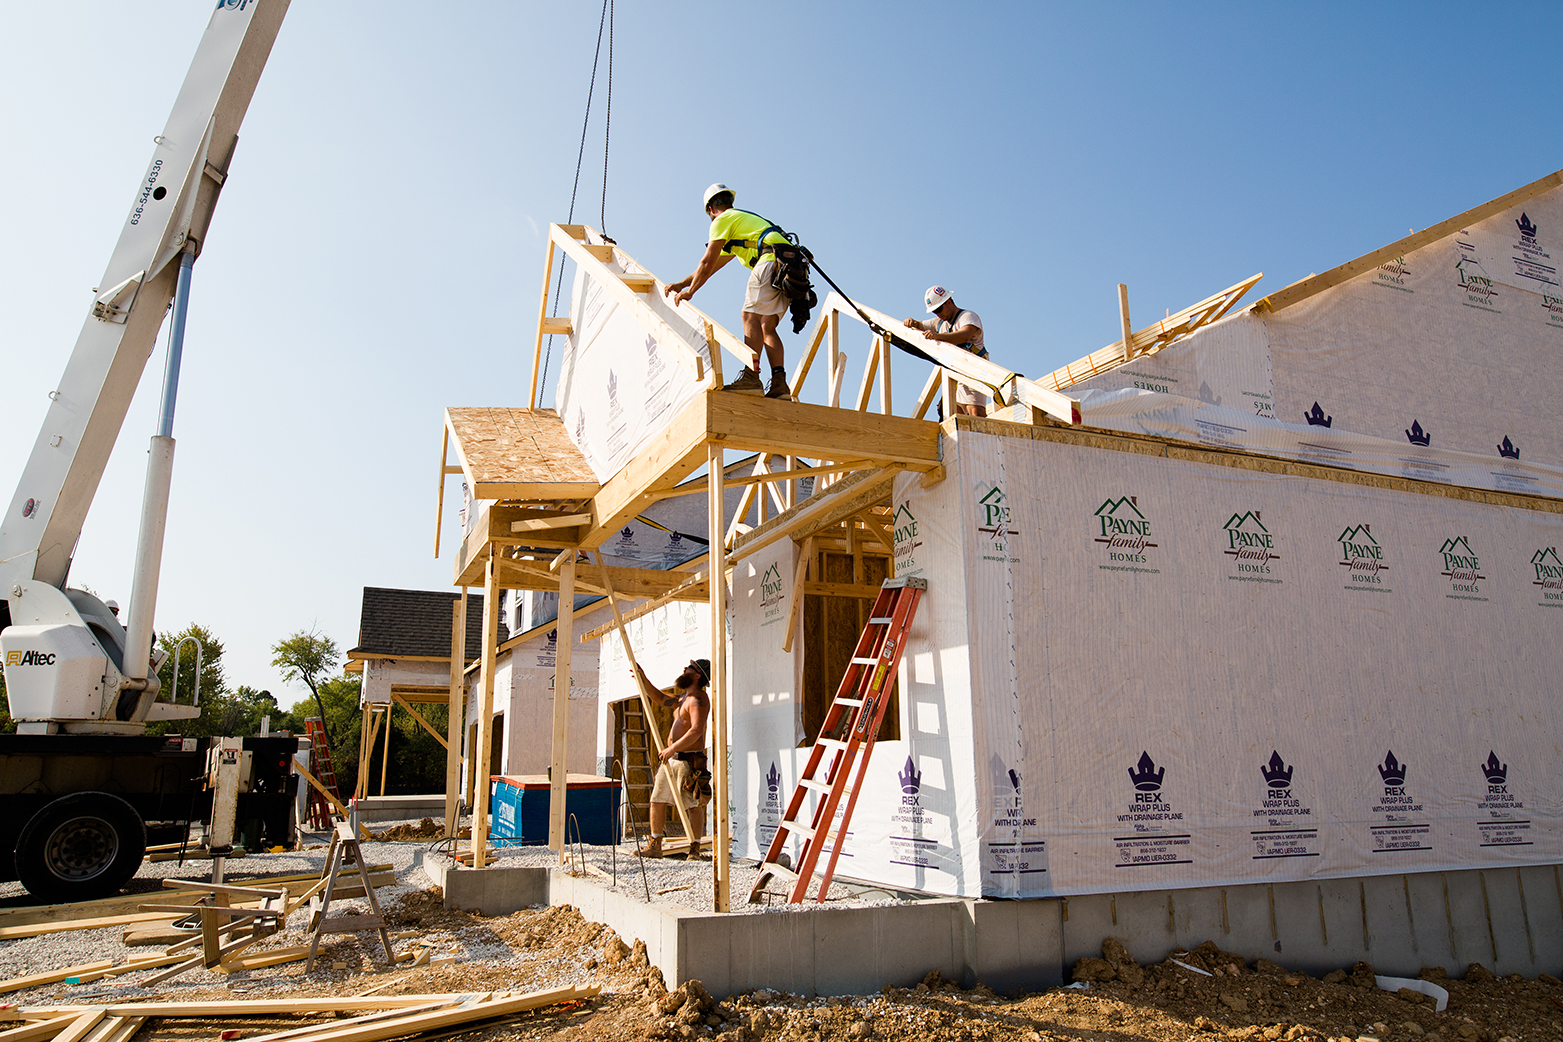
[{"xmin": 0, "ymin": 988, "xmax": 597, "ymax": 1042}]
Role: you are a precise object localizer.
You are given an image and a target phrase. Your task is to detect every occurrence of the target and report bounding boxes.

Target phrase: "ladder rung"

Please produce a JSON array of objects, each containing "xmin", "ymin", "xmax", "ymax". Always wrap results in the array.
[
  {"xmin": 850, "ymin": 657, "xmax": 879, "ymax": 666},
  {"xmin": 817, "ymin": 738, "xmax": 848, "ymax": 750},
  {"xmin": 786, "ymin": 820, "xmax": 816, "ymax": 841},
  {"xmin": 868, "ymin": 617, "xmax": 893, "ymax": 624},
  {"xmin": 834, "ymin": 698, "xmax": 864, "ymax": 708},
  {"xmin": 763, "ymin": 862, "xmax": 799, "ymax": 884},
  {"xmin": 800, "ymin": 778, "xmax": 832, "ymax": 794}
]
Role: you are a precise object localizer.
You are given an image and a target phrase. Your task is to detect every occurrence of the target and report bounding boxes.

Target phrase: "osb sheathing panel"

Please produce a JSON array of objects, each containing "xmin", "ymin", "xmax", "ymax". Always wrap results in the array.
[{"xmin": 446, "ymin": 407, "xmax": 599, "ymax": 501}]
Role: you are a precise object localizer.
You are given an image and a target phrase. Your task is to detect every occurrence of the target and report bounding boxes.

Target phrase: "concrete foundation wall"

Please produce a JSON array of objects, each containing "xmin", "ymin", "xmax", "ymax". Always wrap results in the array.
[{"xmin": 415, "ymin": 853, "xmax": 1563, "ymax": 997}]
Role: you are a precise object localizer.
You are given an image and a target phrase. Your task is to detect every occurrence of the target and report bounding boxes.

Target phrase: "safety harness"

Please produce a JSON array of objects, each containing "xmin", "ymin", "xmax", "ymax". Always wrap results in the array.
[{"xmin": 721, "ymin": 209, "xmax": 818, "ymax": 333}]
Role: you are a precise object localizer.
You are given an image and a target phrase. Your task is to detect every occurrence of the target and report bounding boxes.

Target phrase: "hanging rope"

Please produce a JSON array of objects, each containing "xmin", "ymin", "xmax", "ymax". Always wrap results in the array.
[
  {"xmin": 600, "ymin": 0, "xmax": 614, "ymax": 234},
  {"xmin": 538, "ymin": 0, "xmax": 615, "ymax": 405}
]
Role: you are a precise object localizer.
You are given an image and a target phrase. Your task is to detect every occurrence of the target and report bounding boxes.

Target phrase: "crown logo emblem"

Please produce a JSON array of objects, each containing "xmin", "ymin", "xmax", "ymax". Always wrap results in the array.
[
  {"xmin": 1498, "ymin": 436, "xmax": 1519, "ymax": 460},
  {"xmin": 1516, "ymin": 212, "xmax": 1538, "ymax": 238},
  {"xmin": 1261, "ymin": 750, "xmax": 1294, "ymax": 788},
  {"xmin": 620, "ymin": 526, "xmax": 634, "ymax": 539},
  {"xmin": 766, "ymin": 762, "xmax": 782, "ymax": 792},
  {"xmin": 1304, "ymin": 402, "xmax": 1332, "ymax": 427},
  {"xmin": 898, "ymin": 757, "xmax": 922, "ymax": 795},
  {"xmin": 645, "ymin": 333, "xmax": 659, "ymax": 358},
  {"xmin": 1007, "ymin": 768, "xmax": 1021, "ymax": 792},
  {"xmin": 607, "ymin": 370, "xmax": 617, "ymax": 397},
  {"xmin": 1481, "ymin": 751, "xmax": 1507, "ymax": 785},
  {"xmin": 1378, "ymin": 750, "xmax": 1408, "ymax": 786},
  {"xmin": 575, "ymin": 413, "xmax": 586, "ymax": 440},
  {"xmin": 669, "ymin": 531, "xmax": 682, "ymax": 544},
  {"xmin": 1405, "ymin": 420, "xmax": 1431, "ymax": 447},
  {"xmin": 547, "ymin": 628, "xmax": 557, "ymax": 644},
  {"xmin": 1128, "ymin": 751, "xmax": 1164, "ymax": 792}
]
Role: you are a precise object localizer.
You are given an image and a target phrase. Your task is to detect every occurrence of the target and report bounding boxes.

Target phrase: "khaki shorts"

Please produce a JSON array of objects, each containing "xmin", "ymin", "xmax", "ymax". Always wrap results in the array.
[
  {"xmin": 954, "ymin": 383, "xmax": 990, "ymax": 410},
  {"xmin": 742, "ymin": 255, "xmax": 789, "ymax": 316},
  {"xmin": 650, "ymin": 758, "xmax": 699, "ymax": 811}
]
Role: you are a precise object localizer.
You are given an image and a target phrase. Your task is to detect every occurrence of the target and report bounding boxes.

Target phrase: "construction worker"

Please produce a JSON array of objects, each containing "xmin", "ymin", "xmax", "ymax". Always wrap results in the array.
[
  {"xmin": 665, "ymin": 183, "xmax": 793, "ymax": 400},
  {"xmin": 632, "ymin": 658, "xmax": 712, "ymax": 858},
  {"xmin": 905, "ymin": 285, "xmax": 989, "ymax": 417}
]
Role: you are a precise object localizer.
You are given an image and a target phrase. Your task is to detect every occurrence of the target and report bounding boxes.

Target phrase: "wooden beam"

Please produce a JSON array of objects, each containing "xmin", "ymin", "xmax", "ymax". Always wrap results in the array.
[
  {"xmin": 391, "ymin": 693, "xmax": 448, "ymax": 751},
  {"xmin": 879, "ymin": 331, "xmax": 892, "ymax": 415},
  {"xmin": 708, "ymin": 445, "xmax": 730, "ymax": 912},
  {"xmin": 445, "ymin": 590, "xmax": 466, "ymax": 839},
  {"xmin": 708, "ymin": 393, "xmax": 939, "ymax": 467},
  {"xmin": 730, "ymin": 466, "xmax": 901, "ymax": 564},
  {"xmin": 471, "ymin": 558, "xmax": 500, "ymax": 867},
  {"xmin": 576, "ymin": 564, "xmax": 712, "ymax": 644},
  {"xmin": 781, "ymin": 536, "xmax": 812, "ymax": 654},
  {"xmin": 854, "ymin": 336, "xmax": 880, "ymax": 412},
  {"xmin": 584, "ymin": 395, "xmax": 712, "ymax": 548},
  {"xmin": 594, "ymin": 556, "xmax": 696, "ymax": 845},
  {"xmin": 494, "ymin": 557, "xmax": 706, "ymax": 600},
  {"xmin": 539, "ymin": 316, "xmax": 572, "ymax": 336},
  {"xmin": 913, "ymin": 367, "xmax": 941, "ymax": 421},
  {"xmin": 510, "ymin": 512, "xmax": 591, "ymax": 532},
  {"xmin": 804, "ymin": 580, "xmax": 885, "ymax": 600},
  {"xmin": 724, "ymin": 460, "xmax": 864, "ymax": 489},
  {"xmin": 529, "ymin": 238, "xmax": 557, "ymax": 409},
  {"xmin": 1118, "ymin": 283, "xmax": 1134, "ymax": 362},
  {"xmin": 548, "ymin": 552, "xmax": 576, "ymax": 855},
  {"xmin": 1258, "ymin": 166, "xmax": 1563, "ymax": 314},
  {"xmin": 853, "ymin": 509, "xmax": 896, "ymax": 556},
  {"xmin": 435, "ymin": 425, "xmax": 449, "ymax": 559},
  {"xmin": 380, "ymin": 696, "xmax": 393, "ymax": 795}
]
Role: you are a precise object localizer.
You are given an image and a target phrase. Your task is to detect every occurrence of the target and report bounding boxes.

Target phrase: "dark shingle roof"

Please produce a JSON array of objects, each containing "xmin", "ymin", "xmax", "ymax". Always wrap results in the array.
[{"xmin": 350, "ymin": 587, "xmax": 507, "ymax": 661}]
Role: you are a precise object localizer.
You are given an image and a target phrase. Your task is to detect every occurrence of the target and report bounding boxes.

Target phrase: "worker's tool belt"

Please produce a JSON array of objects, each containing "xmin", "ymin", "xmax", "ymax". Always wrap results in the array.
[
  {"xmin": 722, "ymin": 210, "xmax": 818, "ymax": 334},
  {"xmin": 677, "ymin": 751, "xmax": 714, "ymax": 804}
]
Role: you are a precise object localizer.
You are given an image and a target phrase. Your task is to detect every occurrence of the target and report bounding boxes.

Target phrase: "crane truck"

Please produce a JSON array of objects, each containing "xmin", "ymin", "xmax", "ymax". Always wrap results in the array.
[{"xmin": 0, "ymin": 1, "xmax": 300, "ymax": 902}]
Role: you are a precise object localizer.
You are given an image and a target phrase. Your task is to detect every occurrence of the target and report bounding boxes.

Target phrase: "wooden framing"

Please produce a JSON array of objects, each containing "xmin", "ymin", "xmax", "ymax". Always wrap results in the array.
[
  {"xmin": 444, "ymin": 591, "xmax": 466, "ymax": 839},
  {"xmin": 1037, "ymin": 272, "xmax": 1263, "ymax": 391}
]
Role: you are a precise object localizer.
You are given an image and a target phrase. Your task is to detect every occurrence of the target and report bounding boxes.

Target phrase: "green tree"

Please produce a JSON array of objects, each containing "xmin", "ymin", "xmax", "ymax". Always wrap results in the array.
[
  {"xmin": 272, "ymin": 630, "xmax": 340, "ymax": 747},
  {"xmin": 144, "ymin": 623, "xmax": 232, "ymax": 737},
  {"xmin": 287, "ymin": 673, "xmax": 363, "ymax": 799}
]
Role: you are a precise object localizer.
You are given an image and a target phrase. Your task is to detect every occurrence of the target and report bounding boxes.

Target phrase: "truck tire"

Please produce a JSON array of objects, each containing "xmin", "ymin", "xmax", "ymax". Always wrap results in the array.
[{"xmin": 15, "ymin": 792, "xmax": 147, "ymax": 902}]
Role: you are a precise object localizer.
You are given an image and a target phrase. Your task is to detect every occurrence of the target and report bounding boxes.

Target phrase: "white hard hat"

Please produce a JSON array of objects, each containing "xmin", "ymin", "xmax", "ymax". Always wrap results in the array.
[
  {"xmin": 702, "ymin": 182, "xmax": 733, "ymax": 211},
  {"xmin": 924, "ymin": 285, "xmax": 953, "ymax": 313},
  {"xmin": 104, "ymin": 599, "xmax": 120, "ymax": 613}
]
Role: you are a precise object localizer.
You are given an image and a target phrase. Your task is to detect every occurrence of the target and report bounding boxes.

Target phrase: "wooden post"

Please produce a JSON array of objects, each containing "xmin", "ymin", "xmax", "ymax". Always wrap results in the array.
[
  {"xmin": 379, "ymin": 701, "xmax": 392, "ymax": 796},
  {"xmin": 444, "ymin": 591, "xmax": 467, "ymax": 840},
  {"xmin": 471, "ymin": 559, "xmax": 500, "ymax": 867},
  {"xmin": 548, "ymin": 551, "xmax": 577, "ymax": 856},
  {"xmin": 827, "ymin": 311, "xmax": 841, "ymax": 407},
  {"xmin": 707, "ymin": 444, "xmax": 730, "ymax": 912},
  {"xmin": 528, "ymin": 238, "xmax": 557, "ymax": 409},
  {"xmin": 943, "ymin": 373, "xmax": 958, "ymax": 420},
  {"xmin": 879, "ymin": 331, "xmax": 892, "ymax": 415},
  {"xmin": 1118, "ymin": 283, "xmax": 1133, "ymax": 362}
]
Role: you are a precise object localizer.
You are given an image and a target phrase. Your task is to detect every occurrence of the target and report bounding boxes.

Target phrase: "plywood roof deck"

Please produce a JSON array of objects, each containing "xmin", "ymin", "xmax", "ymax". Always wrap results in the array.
[{"xmin": 444, "ymin": 407, "xmax": 598, "ymax": 501}]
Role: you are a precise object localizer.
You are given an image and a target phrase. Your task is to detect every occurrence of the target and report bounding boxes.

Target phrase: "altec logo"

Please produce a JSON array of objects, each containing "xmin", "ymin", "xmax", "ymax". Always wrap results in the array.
[
  {"xmin": 5, "ymin": 650, "xmax": 55, "ymax": 667},
  {"xmin": 1094, "ymin": 497, "xmax": 1156, "ymax": 562},
  {"xmin": 1439, "ymin": 536, "xmax": 1485, "ymax": 593},
  {"xmin": 1532, "ymin": 547, "xmax": 1563, "ymax": 601},
  {"xmin": 1338, "ymin": 524, "xmax": 1389, "ymax": 584},
  {"xmin": 1222, "ymin": 511, "xmax": 1278, "ymax": 574}
]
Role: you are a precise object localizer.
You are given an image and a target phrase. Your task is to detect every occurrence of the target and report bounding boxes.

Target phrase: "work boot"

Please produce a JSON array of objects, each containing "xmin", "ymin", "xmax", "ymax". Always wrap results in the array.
[
  {"xmin": 637, "ymin": 835, "xmax": 664, "ymax": 858},
  {"xmin": 765, "ymin": 370, "xmax": 792, "ymax": 401},
  {"xmin": 721, "ymin": 367, "xmax": 764, "ymax": 395}
]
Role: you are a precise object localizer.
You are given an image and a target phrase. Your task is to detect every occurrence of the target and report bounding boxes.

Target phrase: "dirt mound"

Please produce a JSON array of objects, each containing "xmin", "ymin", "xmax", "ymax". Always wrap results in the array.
[{"xmin": 368, "ymin": 817, "xmax": 444, "ymax": 841}]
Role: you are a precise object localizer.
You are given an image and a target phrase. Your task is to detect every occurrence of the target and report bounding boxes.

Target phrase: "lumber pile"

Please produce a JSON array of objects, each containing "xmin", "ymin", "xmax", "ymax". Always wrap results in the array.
[{"xmin": 0, "ymin": 988, "xmax": 597, "ymax": 1042}]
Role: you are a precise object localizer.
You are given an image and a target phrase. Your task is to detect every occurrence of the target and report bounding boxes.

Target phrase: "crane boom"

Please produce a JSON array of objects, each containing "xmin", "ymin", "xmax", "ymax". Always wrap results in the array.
[
  {"xmin": 0, "ymin": 0, "xmax": 289, "ymax": 595},
  {"xmin": 1, "ymin": 1, "xmax": 291, "ymax": 733}
]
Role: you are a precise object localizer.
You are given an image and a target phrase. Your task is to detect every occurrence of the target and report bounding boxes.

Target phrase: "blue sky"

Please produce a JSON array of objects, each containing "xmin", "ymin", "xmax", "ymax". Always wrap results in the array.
[{"xmin": 3, "ymin": 3, "xmax": 1560, "ymax": 702}]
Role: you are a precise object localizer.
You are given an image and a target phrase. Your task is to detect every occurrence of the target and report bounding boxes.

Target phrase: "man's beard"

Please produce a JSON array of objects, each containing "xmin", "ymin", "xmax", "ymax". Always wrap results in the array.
[{"xmin": 674, "ymin": 673, "xmax": 694, "ymax": 690}]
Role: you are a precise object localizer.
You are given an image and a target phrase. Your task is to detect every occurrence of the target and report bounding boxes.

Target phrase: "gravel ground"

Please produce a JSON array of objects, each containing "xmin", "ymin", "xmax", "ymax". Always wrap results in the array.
[{"xmin": 419, "ymin": 829, "xmax": 923, "ymax": 916}]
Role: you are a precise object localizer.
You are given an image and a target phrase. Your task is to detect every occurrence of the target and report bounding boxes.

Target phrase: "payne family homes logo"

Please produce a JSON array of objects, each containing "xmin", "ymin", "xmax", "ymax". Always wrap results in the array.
[
  {"xmin": 892, "ymin": 501, "xmax": 924, "ymax": 575},
  {"xmin": 1338, "ymin": 523, "xmax": 1392, "ymax": 593},
  {"xmin": 1454, "ymin": 236, "xmax": 1501, "ymax": 313},
  {"xmin": 1532, "ymin": 547, "xmax": 1563, "ymax": 606},
  {"xmin": 976, "ymin": 486, "xmax": 1019, "ymax": 563},
  {"xmin": 758, "ymin": 561, "xmax": 786, "ymax": 628},
  {"xmin": 1375, "ymin": 255, "xmax": 1414, "ymax": 293},
  {"xmin": 1438, "ymin": 535, "xmax": 1488, "ymax": 601},
  {"xmin": 1094, "ymin": 496, "xmax": 1159, "ymax": 574},
  {"xmin": 1221, "ymin": 511, "xmax": 1281, "ymax": 584}
]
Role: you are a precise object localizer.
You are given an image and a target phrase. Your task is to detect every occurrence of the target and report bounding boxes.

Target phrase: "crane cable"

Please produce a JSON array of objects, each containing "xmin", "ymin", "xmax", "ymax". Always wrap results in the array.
[{"xmin": 538, "ymin": 0, "xmax": 615, "ymax": 405}]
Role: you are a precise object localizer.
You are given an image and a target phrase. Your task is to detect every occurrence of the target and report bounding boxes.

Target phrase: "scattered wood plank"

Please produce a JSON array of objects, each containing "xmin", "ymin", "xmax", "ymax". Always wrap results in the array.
[
  {"xmin": 0, "ymin": 913, "xmax": 172, "ymax": 941},
  {"xmin": 215, "ymin": 946, "xmax": 311, "ymax": 974},
  {"xmin": 0, "ymin": 1014, "xmax": 82, "ymax": 1042},
  {"xmin": 47, "ymin": 1011, "xmax": 105, "ymax": 1042},
  {"xmin": 0, "ymin": 963, "xmax": 112, "ymax": 996}
]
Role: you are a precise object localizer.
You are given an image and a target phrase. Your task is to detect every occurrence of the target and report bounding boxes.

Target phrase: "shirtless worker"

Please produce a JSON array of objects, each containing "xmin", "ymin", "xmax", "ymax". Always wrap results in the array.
[
  {"xmin": 632, "ymin": 658, "xmax": 712, "ymax": 859},
  {"xmin": 665, "ymin": 183, "xmax": 793, "ymax": 400},
  {"xmin": 904, "ymin": 285, "xmax": 989, "ymax": 417}
]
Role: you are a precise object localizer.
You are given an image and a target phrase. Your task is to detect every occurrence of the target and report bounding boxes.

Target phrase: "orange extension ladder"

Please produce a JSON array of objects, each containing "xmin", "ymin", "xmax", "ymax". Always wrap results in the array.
[
  {"xmin": 304, "ymin": 717, "xmax": 343, "ymax": 829},
  {"xmin": 749, "ymin": 577, "xmax": 928, "ymax": 904}
]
